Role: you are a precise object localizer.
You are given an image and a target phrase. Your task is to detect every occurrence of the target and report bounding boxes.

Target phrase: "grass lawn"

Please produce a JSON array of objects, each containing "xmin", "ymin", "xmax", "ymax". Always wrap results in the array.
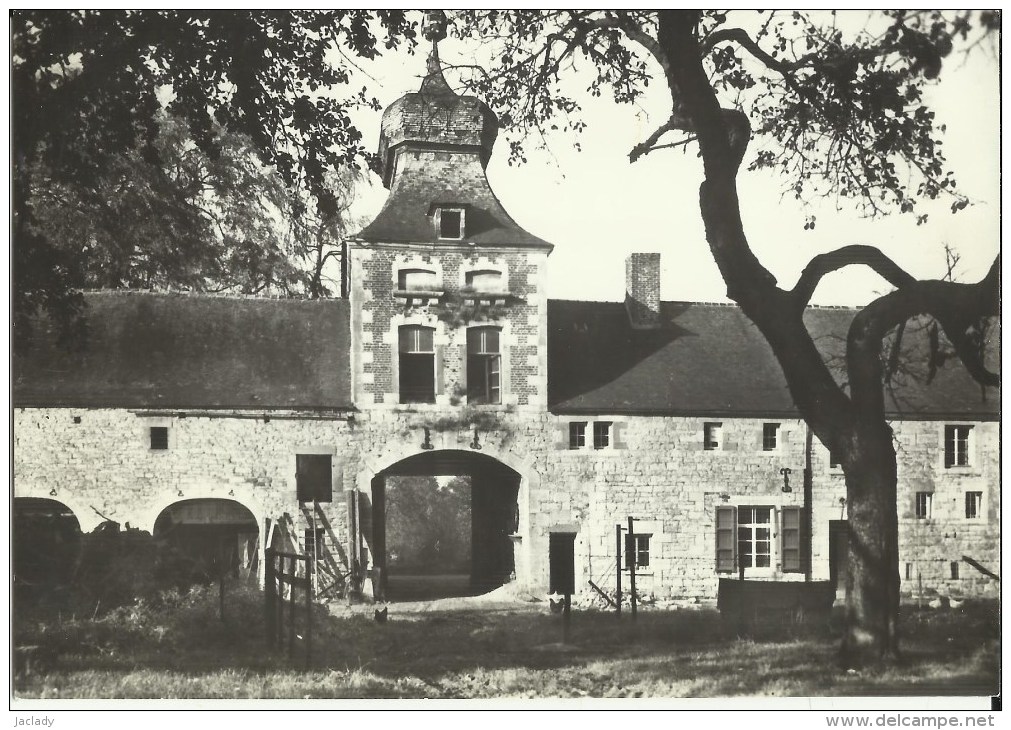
[{"xmin": 13, "ymin": 584, "xmax": 999, "ymax": 699}]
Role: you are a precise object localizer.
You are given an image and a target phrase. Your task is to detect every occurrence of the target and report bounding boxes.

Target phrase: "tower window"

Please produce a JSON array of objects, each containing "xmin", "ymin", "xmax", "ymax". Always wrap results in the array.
[
  {"xmin": 465, "ymin": 269, "xmax": 503, "ymax": 292},
  {"xmin": 467, "ymin": 327, "xmax": 501, "ymax": 404},
  {"xmin": 914, "ymin": 492, "xmax": 932, "ymax": 519},
  {"xmin": 944, "ymin": 425, "xmax": 972, "ymax": 467},
  {"xmin": 437, "ymin": 208, "xmax": 464, "ymax": 240},
  {"xmin": 398, "ymin": 268, "xmax": 438, "ymax": 292},
  {"xmin": 150, "ymin": 426, "xmax": 169, "ymax": 450},
  {"xmin": 965, "ymin": 491, "xmax": 983, "ymax": 519},
  {"xmin": 704, "ymin": 422, "xmax": 722, "ymax": 451},
  {"xmin": 624, "ymin": 533, "xmax": 651, "ymax": 570},
  {"xmin": 593, "ymin": 421, "xmax": 612, "ymax": 449},
  {"xmin": 762, "ymin": 423, "xmax": 780, "ymax": 451},
  {"xmin": 568, "ymin": 422, "xmax": 587, "ymax": 450},
  {"xmin": 399, "ymin": 325, "xmax": 436, "ymax": 403}
]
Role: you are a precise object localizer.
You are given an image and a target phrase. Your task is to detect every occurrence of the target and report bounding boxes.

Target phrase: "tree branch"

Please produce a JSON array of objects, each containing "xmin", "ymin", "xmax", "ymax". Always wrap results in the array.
[
  {"xmin": 847, "ymin": 256, "xmax": 1000, "ymax": 417},
  {"xmin": 701, "ymin": 26, "xmax": 822, "ymax": 74},
  {"xmin": 792, "ymin": 245, "xmax": 918, "ymax": 307}
]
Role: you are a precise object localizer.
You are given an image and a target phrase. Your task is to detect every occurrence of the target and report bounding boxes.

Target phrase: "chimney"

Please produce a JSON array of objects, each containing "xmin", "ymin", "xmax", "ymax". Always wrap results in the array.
[{"xmin": 625, "ymin": 253, "xmax": 661, "ymax": 329}]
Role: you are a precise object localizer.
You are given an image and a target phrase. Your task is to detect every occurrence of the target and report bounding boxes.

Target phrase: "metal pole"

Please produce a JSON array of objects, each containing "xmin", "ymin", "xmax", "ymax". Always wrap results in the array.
[
  {"xmin": 563, "ymin": 593, "xmax": 571, "ymax": 643},
  {"xmin": 288, "ymin": 556, "xmax": 296, "ymax": 659},
  {"xmin": 312, "ymin": 501, "xmax": 319, "ymax": 599},
  {"xmin": 305, "ymin": 558, "xmax": 312, "ymax": 669},
  {"xmin": 615, "ymin": 524, "xmax": 622, "ymax": 617},
  {"xmin": 265, "ymin": 547, "xmax": 276, "ymax": 649},
  {"xmin": 219, "ymin": 543, "xmax": 226, "ymax": 623},
  {"xmin": 628, "ymin": 516, "xmax": 637, "ymax": 620}
]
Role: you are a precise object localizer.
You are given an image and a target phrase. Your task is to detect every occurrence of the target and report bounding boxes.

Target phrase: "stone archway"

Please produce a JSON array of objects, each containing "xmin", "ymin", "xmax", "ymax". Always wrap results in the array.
[
  {"xmin": 366, "ymin": 449, "xmax": 522, "ymax": 601},
  {"xmin": 153, "ymin": 498, "xmax": 259, "ymax": 583},
  {"xmin": 13, "ymin": 497, "xmax": 83, "ymax": 588}
]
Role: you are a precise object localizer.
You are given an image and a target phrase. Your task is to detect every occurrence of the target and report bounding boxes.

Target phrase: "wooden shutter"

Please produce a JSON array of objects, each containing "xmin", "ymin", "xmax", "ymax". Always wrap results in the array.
[
  {"xmin": 715, "ymin": 505, "xmax": 737, "ymax": 573},
  {"xmin": 458, "ymin": 344, "xmax": 468, "ymax": 393},
  {"xmin": 781, "ymin": 506, "xmax": 802, "ymax": 573},
  {"xmin": 296, "ymin": 454, "xmax": 332, "ymax": 502},
  {"xmin": 612, "ymin": 422, "xmax": 627, "ymax": 449},
  {"xmin": 434, "ymin": 344, "xmax": 445, "ymax": 395},
  {"xmin": 553, "ymin": 423, "xmax": 570, "ymax": 450}
]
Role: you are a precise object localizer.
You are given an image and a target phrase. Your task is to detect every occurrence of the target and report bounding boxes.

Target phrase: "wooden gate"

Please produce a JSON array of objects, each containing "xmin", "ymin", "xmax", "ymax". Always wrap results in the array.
[{"xmin": 264, "ymin": 548, "xmax": 313, "ymax": 667}]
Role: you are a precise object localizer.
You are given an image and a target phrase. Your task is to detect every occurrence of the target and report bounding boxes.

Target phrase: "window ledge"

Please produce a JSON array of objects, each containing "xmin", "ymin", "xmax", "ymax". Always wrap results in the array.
[
  {"xmin": 394, "ymin": 289, "xmax": 444, "ymax": 305},
  {"xmin": 943, "ymin": 467, "xmax": 982, "ymax": 476}
]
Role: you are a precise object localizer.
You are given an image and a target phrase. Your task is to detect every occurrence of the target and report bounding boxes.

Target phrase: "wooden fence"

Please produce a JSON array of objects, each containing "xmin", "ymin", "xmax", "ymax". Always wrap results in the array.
[{"xmin": 264, "ymin": 547, "xmax": 313, "ymax": 667}]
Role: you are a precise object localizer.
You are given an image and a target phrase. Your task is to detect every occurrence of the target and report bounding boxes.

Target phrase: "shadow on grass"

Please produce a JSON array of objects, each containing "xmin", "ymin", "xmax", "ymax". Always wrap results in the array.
[{"xmin": 13, "ymin": 583, "xmax": 1000, "ymax": 699}]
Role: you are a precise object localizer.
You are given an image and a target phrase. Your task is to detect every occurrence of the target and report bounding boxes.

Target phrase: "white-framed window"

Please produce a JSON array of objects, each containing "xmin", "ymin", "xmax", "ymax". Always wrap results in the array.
[
  {"xmin": 737, "ymin": 506, "xmax": 773, "ymax": 569},
  {"xmin": 466, "ymin": 326, "xmax": 501, "ymax": 405},
  {"xmin": 944, "ymin": 424, "xmax": 973, "ymax": 468},
  {"xmin": 914, "ymin": 491, "xmax": 932, "ymax": 520},
  {"xmin": 965, "ymin": 491, "xmax": 983, "ymax": 519},
  {"xmin": 762, "ymin": 423, "xmax": 780, "ymax": 451},
  {"xmin": 398, "ymin": 268, "xmax": 439, "ymax": 292},
  {"xmin": 714, "ymin": 504, "xmax": 802, "ymax": 574},
  {"xmin": 593, "ymin": 421, "xmax": 612, "ymax": 449},
  {"xmin": 465, "ymin": 269, "xmax": 504, "ymax": 292},
  {"xmin": 704, "ymin": 422, "xmax": 722, "ymax": 451},
  {"xmin": 569, "ymin": 422, "xmax": 587, "ymax": 450},
  {"xmin": 399, "ymin": 325, "xmax": 436, "ymax": 403},
  {"xmin": 624, "ymin": 533, "xmax": 651, "ymax": 570},
  {"xmin": 436, "ymin": 207, "xmax": 465, "ymax": 240}
]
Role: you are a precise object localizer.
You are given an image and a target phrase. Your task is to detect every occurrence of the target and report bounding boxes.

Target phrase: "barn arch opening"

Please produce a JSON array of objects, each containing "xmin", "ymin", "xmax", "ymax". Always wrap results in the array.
[
  {"xmin": 367, "ymin": 450, "xmax": 520, "ymax": 601},
  {"xmin": 153, "ymin": 498, "xmax": 259, "ymax": 584},
  {"xmin": 13, "ymin": 497, "xmax": 83, "ymax": 590}
]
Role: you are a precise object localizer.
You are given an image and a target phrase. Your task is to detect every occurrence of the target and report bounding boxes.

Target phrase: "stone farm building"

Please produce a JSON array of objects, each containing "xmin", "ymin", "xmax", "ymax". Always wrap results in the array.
[{"xmin": 13, "ymin": 20, "xmax": 999, "ymax": 606}]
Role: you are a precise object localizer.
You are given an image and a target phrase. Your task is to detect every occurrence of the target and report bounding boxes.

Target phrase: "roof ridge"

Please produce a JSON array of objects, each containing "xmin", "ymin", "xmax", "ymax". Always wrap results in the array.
[
  {"xmin": 79, "ymin": 290, "xmax": 347, "ymax": 303},
  {"xmin": 547, "ymin": 297, "xmax": 862, "ymax": 311}
]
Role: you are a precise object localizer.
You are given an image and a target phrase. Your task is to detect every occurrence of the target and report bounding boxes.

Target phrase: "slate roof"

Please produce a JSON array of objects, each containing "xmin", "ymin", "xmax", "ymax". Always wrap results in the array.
[
  {"xmin": 12, "ymin": 292, "xmax": 353, "ymax": 410},
  {"xmin": 547, "ymin": 299, "xmax": 999, "ymax": 420},
  {"xmin": 353, "ymin": 153, "xmax": 553, "ymax": 249}
]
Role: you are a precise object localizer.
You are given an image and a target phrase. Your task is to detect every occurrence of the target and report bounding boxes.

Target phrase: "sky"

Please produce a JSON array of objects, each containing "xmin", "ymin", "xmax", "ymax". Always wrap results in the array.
[{"xmin": 346, "ymin": 10, "xmax": 1000, "ymax": 307}]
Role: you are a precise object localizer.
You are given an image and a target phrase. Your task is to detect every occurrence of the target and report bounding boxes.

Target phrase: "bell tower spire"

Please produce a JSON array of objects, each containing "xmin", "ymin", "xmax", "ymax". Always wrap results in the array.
[{"xmin": 419, "ymin": 10, "xmax": 453, "ymax": 97}]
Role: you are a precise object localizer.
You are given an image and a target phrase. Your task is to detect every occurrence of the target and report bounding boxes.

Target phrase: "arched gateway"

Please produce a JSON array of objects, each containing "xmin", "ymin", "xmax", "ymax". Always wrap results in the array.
[{"xmin": 365, "ymin": 450, "xmax": 523, "ymax": 601}]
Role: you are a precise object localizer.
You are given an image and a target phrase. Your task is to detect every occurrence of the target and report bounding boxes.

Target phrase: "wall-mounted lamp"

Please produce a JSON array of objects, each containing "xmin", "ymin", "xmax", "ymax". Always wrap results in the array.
[
  {"xmin": 470, "ymin": 428, "xmax": 482, "ymax": 450},
  {"xmin": 780, "ymin": 467, "xmax": 793, "ymax": 493},
  {"xmin": 49, "ymin": 488, "xmax": 58, "ymax": 497},
  {"xmin": 421, "ymin": 426, "xmax": 434, "ymax": 450},
  {"xmin": 839, "ymin": 497, "xmax": 846, "ymax": 506},
  {"xmin": 263, "ymin": 415, "xmax": 271, "ymax": 424},
  {"xmin": 177, "ymin": 489, "xmax": 185, "ymax": 497},
  {"xmin": 347, "ymin": 414, "xmax": 357, "ymax": 431},
  {"xmin": 719, "ymin": 493, "xmax": 730, "ymax": 503},
  {"xmin": 228, "ymin": 489, "xmax": 235, "ymax": 497}
]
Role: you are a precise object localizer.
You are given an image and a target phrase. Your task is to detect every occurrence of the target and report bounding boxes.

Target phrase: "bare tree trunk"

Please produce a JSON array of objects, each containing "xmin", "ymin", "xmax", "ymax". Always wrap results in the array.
[{"xmin": 841, "ymin": 426, "xmax": 900, "ymax": 665}]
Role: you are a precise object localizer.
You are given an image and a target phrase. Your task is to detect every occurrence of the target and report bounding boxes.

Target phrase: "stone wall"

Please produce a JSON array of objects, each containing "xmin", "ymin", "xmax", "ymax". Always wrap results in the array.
[{"xmin": 13, "ymin": 407, "xmax": 998, "ymax": 601}]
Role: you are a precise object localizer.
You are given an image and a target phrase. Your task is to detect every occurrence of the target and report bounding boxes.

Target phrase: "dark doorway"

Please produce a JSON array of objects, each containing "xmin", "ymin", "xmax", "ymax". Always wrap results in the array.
[
  {"xmin": 549, "ymin": 532, "xmax": 576, "ymax": 595},
  {"xmin": 829, "ymin": 520, "xmax": 849, "ymax": 600},
  {"xmin": 154, "ymin": 499, "xmax": 259, "ymax": 584},
  {"xmin": 13, "ymin": 498, "xmax": 82, "ymax": 588},
  {"xmin": 370, "ymin": 450, "xmax": 520, "ymax": 602}
]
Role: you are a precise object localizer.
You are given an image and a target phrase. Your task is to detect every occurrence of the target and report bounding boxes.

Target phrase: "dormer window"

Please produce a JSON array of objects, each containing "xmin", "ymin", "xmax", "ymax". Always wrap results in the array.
[
  {"xmin": 465, "ymin": 269, "xmax": 503, "ymax": 292},
  {"xmin": 398, "ymin": 268, "xmax": 438, "ymax": 292},
  {"xmin": 436, "ymin": 207, "xmax": 465, "ymax": 240}
]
